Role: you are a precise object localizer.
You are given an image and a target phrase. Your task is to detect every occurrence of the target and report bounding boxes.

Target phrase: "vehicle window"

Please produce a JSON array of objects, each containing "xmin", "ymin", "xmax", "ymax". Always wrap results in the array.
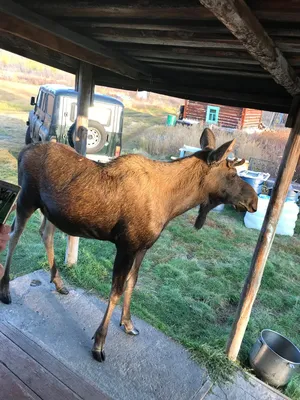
[
  {"xmin": 37, "ymin": 90, "xmax": 44, "ymax": 109},
  {"xmin": 94, "ymin": 104, "xmax": 112, "ymax": 126},
  {"xmin": 70, "ymin": 102, "xmax": 77, "ymax": 122},
  {"xmin": 46, "ymin": 94, "xmax": 54, "ymax": 116},
  {"xmin": 70, "ymin": 101, "xmax": 112, "ymax": 126}
]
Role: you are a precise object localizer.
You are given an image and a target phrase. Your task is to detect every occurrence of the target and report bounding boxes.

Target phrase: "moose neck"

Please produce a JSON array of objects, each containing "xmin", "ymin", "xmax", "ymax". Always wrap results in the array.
[{"xmin": 162, "ymin": 155, "xmax": 209, "ymax": 220}]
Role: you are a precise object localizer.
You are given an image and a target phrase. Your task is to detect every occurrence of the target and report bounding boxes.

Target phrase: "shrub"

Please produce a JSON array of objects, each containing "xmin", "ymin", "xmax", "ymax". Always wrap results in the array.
[{"xmin": 138, "ymin": 124, "xmax": 300, "ymax": 181}]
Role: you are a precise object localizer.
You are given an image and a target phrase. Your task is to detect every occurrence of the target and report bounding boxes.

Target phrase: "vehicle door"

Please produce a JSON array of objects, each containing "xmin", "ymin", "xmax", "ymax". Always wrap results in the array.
[
  {"xmin": 60, "ymin": 95, "xmax": 75, "ymax": 142},
  {"xmin": 39, "ymin": 93, "xmax": 54, "ymax": 141},
  {"xmin": 32, "ymin": 89, "xmax": 46, "ymax": 141}
]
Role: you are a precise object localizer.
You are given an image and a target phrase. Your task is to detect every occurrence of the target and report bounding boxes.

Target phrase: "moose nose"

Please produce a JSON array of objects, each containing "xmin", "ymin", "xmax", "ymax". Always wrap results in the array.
[{"xmin": 248, "ymin": 197, "xmax": 258, "ymax": 213}]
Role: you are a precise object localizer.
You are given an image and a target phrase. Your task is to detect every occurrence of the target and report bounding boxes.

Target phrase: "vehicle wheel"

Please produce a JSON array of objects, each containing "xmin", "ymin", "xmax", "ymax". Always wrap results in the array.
[
  {"xmin": 67, "ymin": 123, "xmax": 75, "ymax": 148},
  {"xmin": 25, "ymin": 127, "xmax": 32, "ymax": 145},
  {"xmin": 67, "ymin": 121, "xmax": 107, "ymax": 154}
]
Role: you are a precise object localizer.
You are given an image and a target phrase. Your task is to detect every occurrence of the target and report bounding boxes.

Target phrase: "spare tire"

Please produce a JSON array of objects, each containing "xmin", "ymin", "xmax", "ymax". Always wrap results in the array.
[{"xmin": 67, "ymin": 121, "xmax": 107, "ymax": 154}]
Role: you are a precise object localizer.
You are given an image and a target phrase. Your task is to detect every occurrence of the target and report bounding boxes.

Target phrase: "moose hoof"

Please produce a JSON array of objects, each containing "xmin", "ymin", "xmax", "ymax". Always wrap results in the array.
[
  {"xmin": 57, "ymin": 287, "xmax": 69, "ymax": 295},
  {"xmin": 121, "ymin": 324, "xmax": 140, "ymax": 336},
  {"xmin": 0, "ymin": 292, "xmax": 11, "ymax": 305},
  {"xmin": 92, "ymin": 349, "xmax": 106, "ymax": 362}
]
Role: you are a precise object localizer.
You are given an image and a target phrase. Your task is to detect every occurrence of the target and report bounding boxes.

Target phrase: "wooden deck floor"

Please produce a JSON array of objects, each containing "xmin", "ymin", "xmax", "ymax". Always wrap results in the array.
[{"xmin": 0, "ymin": 322, "xmax": 108, "ymax": 400}]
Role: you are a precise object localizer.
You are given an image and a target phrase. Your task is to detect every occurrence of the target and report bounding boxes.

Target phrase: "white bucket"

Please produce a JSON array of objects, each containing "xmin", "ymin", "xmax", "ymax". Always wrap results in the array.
[
  {"xmin": 212, "ymin": 204, "xmax": 225, "ymax": 212},
  {"xmin": 244, "ymin": 194, "xmax": 299, "ymax": 236}
]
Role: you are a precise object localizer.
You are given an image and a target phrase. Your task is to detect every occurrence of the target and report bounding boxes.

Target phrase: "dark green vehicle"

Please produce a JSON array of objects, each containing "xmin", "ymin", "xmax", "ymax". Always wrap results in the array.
[{"xmin": 26, "ymin": 84, "xmax": 124, "ymax": 158}]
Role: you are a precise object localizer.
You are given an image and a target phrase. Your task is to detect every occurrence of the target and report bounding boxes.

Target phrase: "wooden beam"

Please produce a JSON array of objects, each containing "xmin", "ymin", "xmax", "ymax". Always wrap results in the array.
[
  {"xmin": 12, "ymin": 3, "xmax": 214, "ymax": 20},
  {"xmin": 74, "ymin": 62, "xmax": 94, "ymax": 156},
  {"xmin": 0, "ymin": 33, "xmax": 78, "ymax": 74},
  {"xmin": 198, "ymin": 0, "xmax": 300, "ymax": 96},
  {"xmin": 93, "ymin": 72, "xmax": 292, "ymax": 112},
  {"xmin": 65, "ymin": 62, "xmax": 93, "ymax": 266},
  {"xmin": 87, "ymin": 28, "xmax": 242, "ymax": 50},
  {"xmin": 226, "ymin": 98, "xmax": 300, "ymax": 361},
  {"xmin": 13, "ymin": 1, "xmax": 300, "ymax": 23},
  {"xmin": 62, "ymin": 20, "xmax": 228, "ymax": 34},
  {"xmin": 136, "ymin": 57, "xmax": 263, "ymax": 72},
  {"xmin": 0, "ymin": 1, "xmax": 151, "ymax": 79},
  {"xmin": 113, "ymin": 45, "xmax": 259, "ymax": 65},
  {"xmin": 145, "ymin": 61, "xmax": 269, "ymax": 78}
]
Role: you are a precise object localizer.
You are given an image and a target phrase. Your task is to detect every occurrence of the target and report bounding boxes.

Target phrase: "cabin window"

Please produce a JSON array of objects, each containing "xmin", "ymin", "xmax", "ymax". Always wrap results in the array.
[{"xmin": 206, "ymin": 106, "xmax": 220, "ymax": 124}]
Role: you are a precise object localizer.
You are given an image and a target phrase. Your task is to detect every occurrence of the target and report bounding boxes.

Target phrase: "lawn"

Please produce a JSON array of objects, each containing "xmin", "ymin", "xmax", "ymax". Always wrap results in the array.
[
  {"xmin": 1, "ymin": 79, "xmax": 300, "ymax": 399},
  {"xmin": 1, "ymin": 148, "xmax": 300, "ymax": 398}
]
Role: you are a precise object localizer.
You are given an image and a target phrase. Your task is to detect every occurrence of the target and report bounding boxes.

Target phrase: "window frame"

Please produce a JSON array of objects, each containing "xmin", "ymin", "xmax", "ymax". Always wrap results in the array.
[
  {"xmin": 45, "ymin": 94, "xmax": 54, "ymax": 117},
  {"xmin": 206, "ymin": 105, "xmax": 220, "ymax": 124}
]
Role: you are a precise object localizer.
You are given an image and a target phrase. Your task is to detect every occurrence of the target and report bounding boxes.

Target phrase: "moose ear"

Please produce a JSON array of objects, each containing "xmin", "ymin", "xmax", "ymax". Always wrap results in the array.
[
  {"xmin": 207, "ymin": 139, "xmax": 236, "ymax": 164},
  {"xmin": 200, "ymin": 128, "xmax": 216, "ymax": 150}
]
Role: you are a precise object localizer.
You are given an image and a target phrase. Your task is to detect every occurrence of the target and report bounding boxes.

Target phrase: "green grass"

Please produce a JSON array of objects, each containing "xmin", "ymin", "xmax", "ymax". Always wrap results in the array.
[
  {"xmin": 0, "ymin": 101, "xmax": 30, "ymax": 113},
  {"xmin": 1, "ymin": 148, "xmax": 300, "ymax": 397}
]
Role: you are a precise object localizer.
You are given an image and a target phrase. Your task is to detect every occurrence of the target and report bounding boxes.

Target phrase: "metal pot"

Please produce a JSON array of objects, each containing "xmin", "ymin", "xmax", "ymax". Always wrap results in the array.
[{"xmin": 249, "ymin": 329, "xmax": 300, "ymax": 387}]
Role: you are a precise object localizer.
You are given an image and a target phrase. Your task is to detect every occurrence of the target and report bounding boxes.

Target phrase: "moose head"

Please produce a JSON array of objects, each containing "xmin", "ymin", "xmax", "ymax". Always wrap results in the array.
[{"xmin": 194, "ymin": 128, "xmax": 258, "ymax": 229}]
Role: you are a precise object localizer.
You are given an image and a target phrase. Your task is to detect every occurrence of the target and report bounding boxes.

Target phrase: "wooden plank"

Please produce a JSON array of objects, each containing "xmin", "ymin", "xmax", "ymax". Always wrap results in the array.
[
  {"xmin": 0, "ymin": 362, "xmax": 41, "ymax": 400},
  {"xmin": 14, "ymin": 0, "xmax": 300, "ymax": 22},
  {"xmin": 0, "ymin": 323, "xmax": 108, "ymax": 400},
  {"xmin": 92, "ymin": 73, "xmax": 292, "ymax": 112},
  {"xmin": 199, "ymin": 0, "xmax": 300, "ymax": 96},
  {"xmin": 149, "ymin": 62, "xmax": 269, "ymax": 78},
  {"xmin": 0, "ymin": 1, "xmax": 151, "ymax": 79},
  {"xmin": 123, "ymin": 47, "xmax": 259, "ymax": 65},
  {"xmin": 91, "ymin": 29, "xmax": 243, "ymax": 50},
  {"xmin": 61, "ymin": 20, "xmax": 229, "ymax": 34},
  {"xmin": 135, "ymin": 56, "xmax": 258, "ymax": 68},
  {"xmin": 13, "ymin": 3, "xmax": 214, "ymax": 20},
  {"xmin": 0, "ymin": 331, "xmax": 81, "ymax": 400},
  {"xmin": 226, "ymin": 100, "xmax": 300, "ymax": 361}
]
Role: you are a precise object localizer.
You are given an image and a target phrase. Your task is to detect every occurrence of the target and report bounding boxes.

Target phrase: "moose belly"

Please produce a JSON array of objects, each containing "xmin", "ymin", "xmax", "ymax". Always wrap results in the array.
[{"xmin": 40, "ymin": 204, "xmax": 114, "ymax": 241}]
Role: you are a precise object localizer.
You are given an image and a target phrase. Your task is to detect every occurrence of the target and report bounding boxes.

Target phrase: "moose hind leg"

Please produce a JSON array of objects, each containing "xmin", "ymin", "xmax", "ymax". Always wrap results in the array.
[
  {"xmin": 0, "ymin": 210, "xmax": 32, "ymax": 304},
  {"xmin": 120, "ymin": 249, "xmax": 146, "ymax": 335},
  {"xmin": 92, "ymin": 248, "xmax": 135, "ymax": 362},
  {"xmin": 40, "ymin": 218, "xmax": 69, "ymax": 295}
]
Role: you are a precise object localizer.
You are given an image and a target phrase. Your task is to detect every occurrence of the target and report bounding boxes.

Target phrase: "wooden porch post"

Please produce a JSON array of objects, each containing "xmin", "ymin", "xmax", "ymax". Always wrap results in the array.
[
  {"xmin": 65, "ymin": 61, "xmax": 94, "ymax": 266},
  {"xmin": 226, "ymin": 98, "xmax": 300, "ymax": 361}
]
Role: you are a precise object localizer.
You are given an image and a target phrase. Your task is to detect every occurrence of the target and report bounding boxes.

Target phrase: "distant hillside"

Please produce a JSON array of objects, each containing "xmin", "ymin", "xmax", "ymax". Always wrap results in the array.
[{"xmin": 0, "ymin": 50, "xmax": 182, "ymax": 115}]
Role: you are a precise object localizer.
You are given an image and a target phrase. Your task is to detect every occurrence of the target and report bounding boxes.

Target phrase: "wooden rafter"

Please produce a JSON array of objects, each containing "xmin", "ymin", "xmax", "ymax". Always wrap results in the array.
[
  {"xmin": 0, "ymin": 33, "xmax": 78, "ymax": 74},
  {"xmin": 92, "ymin": 72, "xmax": 291, "ymax": 112},
  {"xmin": 198, "ymin": 0, "xmax": 300, "ymax": 96},
  {"xmin": 0, "ymin": 0, "xmax": 151, "ymax": 80}
]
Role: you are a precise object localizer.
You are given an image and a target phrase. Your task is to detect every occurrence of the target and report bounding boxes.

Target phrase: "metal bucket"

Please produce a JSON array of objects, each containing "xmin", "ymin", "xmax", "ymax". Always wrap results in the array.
[{"xmin": 249, "ymin": 329, "xmax": 300, "ymax": 387}]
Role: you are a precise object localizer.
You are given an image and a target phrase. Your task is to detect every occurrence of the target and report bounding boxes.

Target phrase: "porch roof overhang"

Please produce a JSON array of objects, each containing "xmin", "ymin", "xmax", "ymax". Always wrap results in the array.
[{"xmin": 1, "ymin": 0, "xmax": 300, "ymax": 113}]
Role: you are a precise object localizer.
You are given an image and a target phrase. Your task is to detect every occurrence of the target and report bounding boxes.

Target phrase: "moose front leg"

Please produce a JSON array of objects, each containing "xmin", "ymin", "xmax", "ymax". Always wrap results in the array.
[
  {"xmin": 92, "ymin": 248, "xmax": 135, "ymax": 362},
  {"xmin": 120, "ymin": 249, "xmax": 146, "ymax": 335},
  {"xmin": 0, "ymin": 208, "xmax": 34, "ymax": 304}
]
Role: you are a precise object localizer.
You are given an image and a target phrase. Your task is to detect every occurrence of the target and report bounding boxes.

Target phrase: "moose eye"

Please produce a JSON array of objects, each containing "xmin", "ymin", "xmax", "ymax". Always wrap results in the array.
[{"xmin": 231, "ymin": 171, "xmax": 237, "ymax": 178}]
